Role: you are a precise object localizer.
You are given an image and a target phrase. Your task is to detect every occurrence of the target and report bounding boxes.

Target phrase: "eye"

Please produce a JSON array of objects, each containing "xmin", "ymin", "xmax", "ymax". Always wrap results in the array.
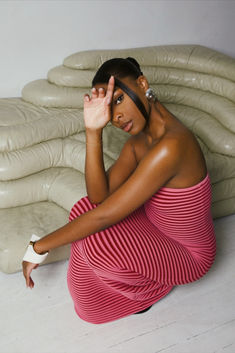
[{"xmin": 114, "ymin": 94, "xmax": 124, "ymax": 105}]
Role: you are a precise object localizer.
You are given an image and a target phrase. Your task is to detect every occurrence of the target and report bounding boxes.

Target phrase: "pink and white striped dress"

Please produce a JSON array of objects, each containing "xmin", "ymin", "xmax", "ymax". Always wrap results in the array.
[{"xmin": 67, "ymin": 173, "xmax": 216, "ymax": 324}]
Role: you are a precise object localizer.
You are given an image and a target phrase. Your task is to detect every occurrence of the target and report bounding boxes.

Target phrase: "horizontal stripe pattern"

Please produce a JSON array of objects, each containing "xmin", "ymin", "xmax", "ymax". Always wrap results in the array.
[{"xmin": 67, "ymin": 173, "xmax": 216, "ymax": 324}]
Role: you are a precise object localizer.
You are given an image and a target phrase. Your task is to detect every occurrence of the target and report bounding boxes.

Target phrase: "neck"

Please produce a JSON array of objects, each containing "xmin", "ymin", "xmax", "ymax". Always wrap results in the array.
[{"xmin": 143, "ymin": 101, "xmax": 169, "ymax": 144}]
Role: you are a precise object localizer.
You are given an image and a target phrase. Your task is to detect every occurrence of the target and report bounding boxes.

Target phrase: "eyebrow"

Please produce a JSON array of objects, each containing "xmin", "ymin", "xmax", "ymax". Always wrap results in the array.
[{"xmin": 114, "ymin": 86, "xmax": 121, "ymax": 93}]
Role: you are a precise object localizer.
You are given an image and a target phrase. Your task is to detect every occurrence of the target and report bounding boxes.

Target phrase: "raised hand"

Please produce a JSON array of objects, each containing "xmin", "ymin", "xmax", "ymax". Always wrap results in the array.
[{"xmin": 83, "ymin": 75, "xmax": 115, "ymax": 131}]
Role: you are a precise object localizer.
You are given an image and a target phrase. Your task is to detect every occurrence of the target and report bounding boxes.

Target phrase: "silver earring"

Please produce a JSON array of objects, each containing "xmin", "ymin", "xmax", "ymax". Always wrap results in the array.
[{"xmin": 145, "ymin": 88, "xmax": 157, "ymax": 102}]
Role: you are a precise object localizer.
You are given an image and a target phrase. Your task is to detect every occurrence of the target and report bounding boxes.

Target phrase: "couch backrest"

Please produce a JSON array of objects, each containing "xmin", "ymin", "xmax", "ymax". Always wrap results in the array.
[{"xmin": 22, "ymin": 45, "xmax": 235, "ymax": 157}]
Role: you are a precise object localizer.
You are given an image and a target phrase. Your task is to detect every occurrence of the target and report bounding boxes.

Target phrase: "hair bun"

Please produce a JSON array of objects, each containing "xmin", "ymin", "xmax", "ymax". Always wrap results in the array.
[{"xmin": 126, "ymin": 57, "xmax": 143, "ymax": 75}]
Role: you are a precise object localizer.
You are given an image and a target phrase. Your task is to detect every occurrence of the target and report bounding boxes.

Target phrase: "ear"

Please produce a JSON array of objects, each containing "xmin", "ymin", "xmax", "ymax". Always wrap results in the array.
[{"xmin": 136, "ymin": 75, "xmax": 149, "ymax": 91}]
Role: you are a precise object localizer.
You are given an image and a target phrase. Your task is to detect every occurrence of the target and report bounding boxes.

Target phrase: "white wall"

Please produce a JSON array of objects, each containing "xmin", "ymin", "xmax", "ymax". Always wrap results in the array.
[{"xmin": 0, "ymin": 0, "xmax": 235, "ymax": 98}]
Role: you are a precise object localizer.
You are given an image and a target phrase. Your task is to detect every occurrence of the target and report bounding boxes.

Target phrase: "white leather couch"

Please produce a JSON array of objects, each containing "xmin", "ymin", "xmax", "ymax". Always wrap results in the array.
[{"xmin": 0, "ymin": 45, "xmax": 234, "ymax": 273}]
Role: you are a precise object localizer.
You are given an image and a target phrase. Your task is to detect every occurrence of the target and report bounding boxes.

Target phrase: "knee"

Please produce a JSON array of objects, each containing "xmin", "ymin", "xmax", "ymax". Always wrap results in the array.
[{"xmin": 69, "ymin": 196, "xmax": 98, "ymax": 222}]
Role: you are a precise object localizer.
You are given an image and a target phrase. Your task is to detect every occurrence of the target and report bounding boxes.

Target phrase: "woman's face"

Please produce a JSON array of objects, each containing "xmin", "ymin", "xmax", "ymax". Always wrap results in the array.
[{"xmin": 94, "ymin": 76, "xmax": 149, "ymax": 135}]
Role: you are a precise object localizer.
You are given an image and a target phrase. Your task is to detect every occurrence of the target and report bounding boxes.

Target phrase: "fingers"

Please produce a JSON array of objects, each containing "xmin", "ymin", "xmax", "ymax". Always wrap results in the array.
[
  {"xmin": 98, "ymin": 87, "xmax": 105, "ymax": 98},
  {"xmin": 84, "ymin": 76, "xmax": 114, "ymax": 104},
  {"xmin": 26, "ymin": 265, "xmax": 31, "ymax": 287},
  {"xmin": 84, "ymin": 87, "xmax": 105, "ymax": 103},
  {"xmin": 26, "ymin": 274, "xmax": 34, "ymax": 289},
  {"xmin": 22, "ymin": 261, "xmax": 37, "ymax": 289},
  {"xmin": 26, "ymin": 274, "xmax": 30, "ymax": 287},
  {"xmin": 24, "ymin": 269, "xmax": 31, "ymax": 288},
  {"xmin": 106, "ymin": 76, "xmax": 115, "ymax": 105},
  {"xmin": 29, "ymin": 277, "xmax": 34, "ymax": 289},
  {"xmin": 84, "ymin": 94, "xmax": 90, "ymax": 102},
  {"xmin": 91, "ymin": 87, "xmax": 106, "ymax": 99},
  {"xmin": 91, "ymin": 87, "xmax": 98, "ymax": 99}
]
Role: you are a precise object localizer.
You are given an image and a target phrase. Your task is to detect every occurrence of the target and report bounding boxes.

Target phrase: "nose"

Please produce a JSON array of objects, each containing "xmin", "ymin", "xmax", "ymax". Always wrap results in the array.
[{"xmin": 112, "ymin": 113, "xmax": 122, "ymax": 125}]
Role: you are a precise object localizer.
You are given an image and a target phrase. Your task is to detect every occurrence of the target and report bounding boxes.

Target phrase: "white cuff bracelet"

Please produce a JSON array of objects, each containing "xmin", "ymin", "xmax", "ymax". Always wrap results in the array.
[{"xmin": 23, "ymin": 234, "xmax": 49, "ymax": 264}]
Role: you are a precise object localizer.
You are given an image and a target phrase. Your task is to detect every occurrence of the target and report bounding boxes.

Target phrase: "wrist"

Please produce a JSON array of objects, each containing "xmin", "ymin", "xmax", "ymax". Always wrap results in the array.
[
  {"xmin": 33, "ymin": 241, "xmax": 48, "ymax": 255},
  {"xmin": 86, "ymin": 128, "xmax": 103, "ymax": 138},
  {"xmin": 86, "ymin": 129, "xmax": 103, "ymax": 145},
  {"xmin": 23, "ymin": 234, "xmax": 49, "ymax": 264}
]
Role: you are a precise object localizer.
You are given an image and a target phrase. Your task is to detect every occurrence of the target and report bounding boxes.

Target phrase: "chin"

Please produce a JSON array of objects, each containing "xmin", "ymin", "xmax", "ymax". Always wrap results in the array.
[
  {"xmin": 132, "ymin": 123, "xmax": 146, "ymax": 135},
  {"xmin": 128, "ymin": 128, "xmax": 141, "ymax": 136}
]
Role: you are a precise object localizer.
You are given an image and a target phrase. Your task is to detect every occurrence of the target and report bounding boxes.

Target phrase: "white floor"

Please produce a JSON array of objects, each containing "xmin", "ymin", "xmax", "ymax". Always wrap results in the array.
[{"xmin": 1, "ymin": 214, "xmax": 235, "ymax": 353}]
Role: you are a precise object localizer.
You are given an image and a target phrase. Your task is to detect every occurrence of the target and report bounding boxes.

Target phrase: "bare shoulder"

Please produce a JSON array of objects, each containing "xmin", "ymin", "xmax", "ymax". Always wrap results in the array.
[
  {"xmin": 131, "ymin": 133, "xmax": 183, "ymax": 183},
  {"xmin": 131, "ymin": 126, "xmax": 192, "ymax": 163},
  {"xmin": 155, "ymin": 124, "xmax": 202, "ymax": 155},
  {"xmin": 156, "ymin": 127, "xmax": 207, "ymax": 187},
  {"xmin": 151, "ymin": 129, "xmax": 184, "ymax": 159}
]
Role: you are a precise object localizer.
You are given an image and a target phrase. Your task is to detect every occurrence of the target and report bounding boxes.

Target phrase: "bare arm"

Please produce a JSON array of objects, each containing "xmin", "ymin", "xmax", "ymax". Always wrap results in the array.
[
  {"xmin": 34, "ymin": 138, "xmax": 180, "ymax": 253},
  {"xmin": 85, "ymin": 128, "xmax": 108, "ymax": 203},
  {"xmin": 85, "ymin": 132, "xmax": 138, "ymax": 203},
  {"xmin": 84, "ymin": 76, "xmax": 137, "ymax": 203},
  {"xmin": 83, "ymin": 79, "xmax": 114, "ymax": 203},
  {"xmin": 23, "ymin": 138, "xmax": 181, "ymax": 287}
]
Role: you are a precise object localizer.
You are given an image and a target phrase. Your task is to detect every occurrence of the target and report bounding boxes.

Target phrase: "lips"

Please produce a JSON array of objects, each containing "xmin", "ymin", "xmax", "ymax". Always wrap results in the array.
[{"xmin": 121, "ymin": 121, "xmax": 133, "ymax": 132}]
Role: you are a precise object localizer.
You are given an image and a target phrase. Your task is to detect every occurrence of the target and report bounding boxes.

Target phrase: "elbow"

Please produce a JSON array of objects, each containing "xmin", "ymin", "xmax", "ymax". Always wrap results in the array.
[
  {"xmin": 87, "ymin": 195, "xmax": 105, "ymax": 205},
  {"xmin": 87, "ymin": 190, "xmax": 110, "ymax": 205}
]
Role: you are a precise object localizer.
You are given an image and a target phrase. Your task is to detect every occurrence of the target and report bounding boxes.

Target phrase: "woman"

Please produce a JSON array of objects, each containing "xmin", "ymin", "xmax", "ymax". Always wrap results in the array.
[{"xmin": 22, "ymin": 57, "xmax": 216, "ymax": 324}]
